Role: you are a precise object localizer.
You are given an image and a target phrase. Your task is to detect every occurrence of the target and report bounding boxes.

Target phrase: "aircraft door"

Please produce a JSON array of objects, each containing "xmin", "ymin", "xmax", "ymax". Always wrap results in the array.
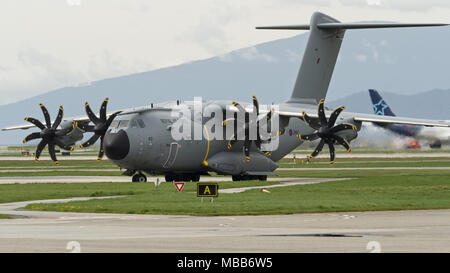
[{"xmin": 163, "ymin": 142, "xmax": 179, "ymax": 168}]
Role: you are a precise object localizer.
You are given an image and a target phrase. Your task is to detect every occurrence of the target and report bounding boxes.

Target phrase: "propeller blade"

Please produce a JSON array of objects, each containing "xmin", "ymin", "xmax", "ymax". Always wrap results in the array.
[
  {"xmin": 255, "ymin": 139, "xmax": 261, "ymax": 149},
  {"xmin": 252, "ymin": 96, "xmax": 259, "ymax": 116},
  {"xmin": 97, "ymin": 136, "xmax": 105, "ymax": 161},
  {"xmin": 243, "ymin": 139, "xmax": 251, "ymax": 162},
  {"xmin": 301, "ymin": 101, "xmax": 355, "ymax": 164},
  {"xmin": 48, "ymin": 142, "xmax": 59, "ymax": 164},
  {"xmin": 265, "ymin": 107, "xmax": 273, "ymax": 122},
  {"xmin": 74, "ymin": 122, "xmax": 95, "ymax": 132},
  {"xmin": 296, "ymin": 133, "xmax": 319, "ymax": 141},
  {"xmin": 327, "ymin": 106, "xmax": 345, "ymax": 127},
  {"xmin": 222, "ymin": 117, "xmax": 235, "ymax": 127},
  {"xmin": 328, "ymin": 143, "xmax": 335, "ymax": 165},
  {"xmin": 317, "ymin": 99, "xmax": 327, "ymax": 126},
  {"xmin": 105, "ymin": 111, "xmax": 122, "ymax": 128},
  {"xmin": 23, "ymin": 132, "xmax": 41, "ymax": 144},
  {"xmin": 227, "ymin": 137, "xmax": 237, "ymax": 150},
  {"xmin": 78, "ymin": 134, "xmax": 101, "ymax": 148},
  {"xmin": 39, "ymin": 103, "xmax": 51, "ymax": 128},
  {"xmin": 309, "ymin": 139, "xmax": 325, "ymax": 159},
  {"xmin": 252, "ymin": 96, "xmax": 260, "ymax": 143},
  {"xmin": 302, "ymin": 111, "xmax": 320, "ymax": 130},
  {"xmin": 51, "ymin": 106, "xmax": 64, "ymax": 130},
  {"xmin": 85, "ymin": 102, "xmax": 100, "ymax": 125},
  {"xmin": 330, "ymin": 123, "xmax": 357, "ymax": 134},
  {"xmin": 35, "ymin": 139, "xmax": 48, "ymax": 161},
  {"xmin": 99, "ymin": 98, "xmax": 109, "ymax": 121},
  {"xmin": 334, "ymin": 135, "xmax": 351, "ymax": 152},
  {"xmin": 24, "ymin": 117, "xmax": 46, "ymax": 130},
  {"xmin": 232, "ymin": 101, "xmax": 246, "ymax": 114}
]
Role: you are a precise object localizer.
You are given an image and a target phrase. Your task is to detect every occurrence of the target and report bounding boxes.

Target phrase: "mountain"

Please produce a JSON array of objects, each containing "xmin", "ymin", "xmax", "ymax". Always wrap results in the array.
[
  {"xmin": 329, "ymin": 88, "xmax": 450, "ymax": 120},
  {"xmin": 1, "ymin": 25, "xmax": 450, "ymax": 144}
]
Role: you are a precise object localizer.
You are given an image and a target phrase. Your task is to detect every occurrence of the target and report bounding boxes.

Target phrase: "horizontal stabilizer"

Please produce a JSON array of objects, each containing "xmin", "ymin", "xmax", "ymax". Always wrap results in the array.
[
  {"xmin": 256, "ymin": 25, "xmax": 310, "ymax": 30},
  {"xmin": 256, "ymin": 23, "xmax": 448, "ymax": 30}
]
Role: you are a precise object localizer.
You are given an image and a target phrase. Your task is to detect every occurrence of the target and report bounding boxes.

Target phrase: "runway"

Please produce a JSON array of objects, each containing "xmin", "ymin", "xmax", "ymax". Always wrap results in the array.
[
  {"xmin": 1, "ymin": 154, "xmax": 448, "ymax": 253},
  {"xmin": 0, "ymin": 197, "xmax": 448, "ymax": 252}
]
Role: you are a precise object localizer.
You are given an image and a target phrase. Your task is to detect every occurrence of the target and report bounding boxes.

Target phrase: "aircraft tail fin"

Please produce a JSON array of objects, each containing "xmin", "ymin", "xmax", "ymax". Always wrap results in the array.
[
  {"xmin": 257, "ymin": 12, "xmax": 448, "ymax": 105},
  {"xmin": 369, "ymin": 89, "xmax": 396, "ymax": 116}
]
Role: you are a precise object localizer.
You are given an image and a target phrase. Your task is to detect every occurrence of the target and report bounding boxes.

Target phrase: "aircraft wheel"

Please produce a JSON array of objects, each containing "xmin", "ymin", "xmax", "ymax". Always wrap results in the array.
[
  {"xmin": 132, "ymin": 173, "xmax": 147, "ymax": 183},
  {"xmin": 192, "ymin": 174, "xmax": 200, "ymax": 182},
  {"xmin": 232, "ymin": 175, "xmax": 241, "ymax": 181},
  {"xmin": 182, "ymin": 174, "xmax": 191, "ymax": 182},
  {"xmin": 165, "ymin": 174, "xmax": 174, "ymax": 182},
  {"xmin": 258, "ymin": 175, "xmax": 267, "ymax": 181}
]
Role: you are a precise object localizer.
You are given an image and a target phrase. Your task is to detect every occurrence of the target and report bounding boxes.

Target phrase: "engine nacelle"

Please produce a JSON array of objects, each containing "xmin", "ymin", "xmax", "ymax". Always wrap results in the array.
[
  {"xmin": 334, "ymin": 119, "xmax": 361, "ymax": 142},
  {"xmin": 57, "ymin": 120, "xmax": 84, "ymax": 146}
]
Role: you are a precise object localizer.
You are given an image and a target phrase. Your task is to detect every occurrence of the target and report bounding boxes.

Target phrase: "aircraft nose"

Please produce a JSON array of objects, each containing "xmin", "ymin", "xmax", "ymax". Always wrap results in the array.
[{"xmin": 104, "ymin": 130, "xmax": 130, "ymax": 160}]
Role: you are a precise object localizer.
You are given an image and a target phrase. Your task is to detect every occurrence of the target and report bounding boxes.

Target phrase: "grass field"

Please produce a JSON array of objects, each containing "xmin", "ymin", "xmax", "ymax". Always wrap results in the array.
[
  {"xmin": 22, "ymin": 175, "xmax": 450, "ymax": 215},
  {"xmin": 0, "ymin": 153, "xmax": 449, "ymax": 216}
]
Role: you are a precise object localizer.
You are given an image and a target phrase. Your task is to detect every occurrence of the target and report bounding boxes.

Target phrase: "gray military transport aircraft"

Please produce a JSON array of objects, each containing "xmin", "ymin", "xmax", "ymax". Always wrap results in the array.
[{"xmin": 3, "ymin": 12, "xmax": 449, "ymax": 182}]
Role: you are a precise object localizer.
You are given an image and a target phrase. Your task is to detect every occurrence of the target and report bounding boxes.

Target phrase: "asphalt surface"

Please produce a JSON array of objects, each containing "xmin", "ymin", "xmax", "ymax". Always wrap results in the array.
[
  {"xmin": 0, "ymin": 197, "xmax": 448, "ymax": 252},
  {"xmin": 0, "ymin": 153, "xmax": 448, "ymax": 253}
]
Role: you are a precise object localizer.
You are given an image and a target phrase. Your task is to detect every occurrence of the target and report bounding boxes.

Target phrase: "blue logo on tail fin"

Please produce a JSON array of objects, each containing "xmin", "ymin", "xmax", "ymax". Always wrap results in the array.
[{"xmin": 368, "ymin": 89, "xmax": 396, "ymax": 116}]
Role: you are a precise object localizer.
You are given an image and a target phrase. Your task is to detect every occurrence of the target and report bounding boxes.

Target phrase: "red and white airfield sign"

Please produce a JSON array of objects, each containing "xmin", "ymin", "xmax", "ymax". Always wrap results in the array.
[{"xmin": 174, "ymin": 182, "xmax": 185, "ymax": 192}]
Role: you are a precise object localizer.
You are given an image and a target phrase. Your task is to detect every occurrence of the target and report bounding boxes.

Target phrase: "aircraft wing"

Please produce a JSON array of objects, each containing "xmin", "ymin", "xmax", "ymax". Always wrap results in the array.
[
  {"xmin": 1, "ymin": 113, "xmax": 91, "ymax": 131},
  {"xmin": 1, "ymin": 107, "xmax": 172, "ymax": 131},
  {"xmin": 278, "ymin": 108, "xmax": 450, "ymax": 128},
  {"xmin": 1, "ymin": 124, "xmax": 36, "ymax": 131}
]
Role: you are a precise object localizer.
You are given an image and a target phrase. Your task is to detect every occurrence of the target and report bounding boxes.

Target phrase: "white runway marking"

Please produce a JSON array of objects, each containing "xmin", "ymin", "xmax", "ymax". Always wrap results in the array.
[{"xmin": 220, "ymin": 178, "xmax": 349, "ymax": 193}]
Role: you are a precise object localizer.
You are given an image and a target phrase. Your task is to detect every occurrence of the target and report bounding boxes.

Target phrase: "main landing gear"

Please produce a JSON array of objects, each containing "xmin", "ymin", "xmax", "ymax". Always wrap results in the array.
[{"xmin": 164, "ymin": 173, "xmax": 201, "ymax": 182}]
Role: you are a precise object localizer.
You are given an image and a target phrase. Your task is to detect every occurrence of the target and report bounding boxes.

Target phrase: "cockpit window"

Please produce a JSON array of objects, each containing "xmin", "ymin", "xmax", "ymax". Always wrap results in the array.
[
  {"xmin": 137, "ymin": 119, "xmax": 146, "ymax": 128},
  {"xmin": 109, "ymin": 120, "xmax": 119, "ymax": 128},
  {"xmin": 130, "ymin": 120, "xmax": 138, "ymax": 128},
  {"xmin": 118, "ymin": 120, "xmax": 129, "ymax": 128},
  {"xmin": 129, "ymin": 119, "xmax": 145, "ymax": 128}
]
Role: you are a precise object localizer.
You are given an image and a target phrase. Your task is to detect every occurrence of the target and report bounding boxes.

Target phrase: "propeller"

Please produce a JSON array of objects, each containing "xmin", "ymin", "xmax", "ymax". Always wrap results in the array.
[
  {"xmin": 297, "ymin": 99, "xmax": 357, "ymax": 165},
  {"xmin": 77, "ymin": 98, "xmax": 121, "ymax": 160},
  {"xmin": 223, "ymin": 96, "xmax": 274, "ymax": 162},
  {"xmin": 22, "ymin": 104, "xmax": 74, "ymax": 165}
]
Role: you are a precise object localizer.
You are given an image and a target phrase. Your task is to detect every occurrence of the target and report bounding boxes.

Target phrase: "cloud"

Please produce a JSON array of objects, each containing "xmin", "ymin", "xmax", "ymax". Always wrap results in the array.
[
  {"xmin": 338, "ymin": 0, "xmax": 450, "ymax": 11},
  {"xmin": 354, "ymin": 54, "xmax": 368, "ymax": 62},
  {"xmin": 236, "ymin": 46, "xmax": 278, "ymax": 63},
  {"xmin": 0, "ymin": 48, "xmax": 88, "ymax": 105},
  {"xmin": 0, "ymin": 0, "xmax": 448, "ymax": 106},
  {"xmin": 17, "ymin": 48, "xmax": 86, "ymax": 85},
  {"xmin": 361, "ymin": 39, "xmax": 395, "ymax": 64}
]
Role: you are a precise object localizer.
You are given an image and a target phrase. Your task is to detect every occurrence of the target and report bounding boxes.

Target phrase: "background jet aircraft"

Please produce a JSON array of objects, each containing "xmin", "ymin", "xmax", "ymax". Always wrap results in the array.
[
  {"xmin": 369, "ymin": 89, "xmax": 450, "ymax": 148},
  {"xmin": 3, "ymin": 12, "xmax": 449, "ymax": 182}
]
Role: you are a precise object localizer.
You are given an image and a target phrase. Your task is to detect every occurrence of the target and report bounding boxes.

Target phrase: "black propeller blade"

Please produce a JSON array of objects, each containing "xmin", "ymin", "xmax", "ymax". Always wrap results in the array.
[
  {"xmin": 297, "ymin": 99, "xmax": 357, "ymax": 165},
  {"xmin": 77, "ymin": 98, "xmax": 121, "ymax": 161},
  {"xmin": 224, "ymin": 96, "xmax": 275, "ymax": 162},
  {"xmin": 23, "ymin": 104, "xmax": 74, "ymax": 165}
]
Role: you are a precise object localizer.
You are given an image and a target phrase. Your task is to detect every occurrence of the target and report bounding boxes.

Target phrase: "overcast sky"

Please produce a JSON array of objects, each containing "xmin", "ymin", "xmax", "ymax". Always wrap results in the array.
[{"xmin": 0, "ymin": 0, "xmax": 449, "ymax": 105}]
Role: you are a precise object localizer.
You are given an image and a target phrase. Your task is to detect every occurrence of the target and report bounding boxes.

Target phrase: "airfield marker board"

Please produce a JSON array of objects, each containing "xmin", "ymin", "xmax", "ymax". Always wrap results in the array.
[{"xmin": 197, "ymin": 183, "xmax": 219, "ymax": 198}]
